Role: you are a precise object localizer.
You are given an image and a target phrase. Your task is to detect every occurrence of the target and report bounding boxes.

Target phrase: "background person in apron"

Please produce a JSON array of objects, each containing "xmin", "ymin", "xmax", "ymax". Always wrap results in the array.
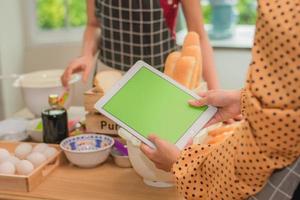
[{"xmin": 61, "ymin": 0, "xmax": 219, "ymax": 90}]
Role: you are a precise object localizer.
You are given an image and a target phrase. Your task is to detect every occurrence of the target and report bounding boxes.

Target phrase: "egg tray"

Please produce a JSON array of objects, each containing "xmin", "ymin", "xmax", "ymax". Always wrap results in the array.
[{"xmin": 0, "ymin": 141, "xmax": 65, "ymax": 192}]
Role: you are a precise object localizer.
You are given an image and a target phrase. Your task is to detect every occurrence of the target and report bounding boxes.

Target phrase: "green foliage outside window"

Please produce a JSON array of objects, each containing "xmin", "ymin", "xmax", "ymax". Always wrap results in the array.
[
  {"xmin": 237, "ymin": 0, "xmax": 257, "ymax": 25},
  {"xmin": 202, "ymin": 3, "xmax": 212, "ymax": 24},
  {"xmin": 68, "ymin": 0, "xmax": 87, "ymax": 27},
  {"xmin": 36, "ymin": 0, "xmax": 65, "ymax": 29},
  {"xmin": 36, "ymin": 0, "xmax": 86, "ymax": 30},
  {"xmin": 36, "ymin": 0, "xmax": 256, "ymax": 30},
  {"xmin": 202, "ymin": 0, "xmax": 256, "ymax": 25}
]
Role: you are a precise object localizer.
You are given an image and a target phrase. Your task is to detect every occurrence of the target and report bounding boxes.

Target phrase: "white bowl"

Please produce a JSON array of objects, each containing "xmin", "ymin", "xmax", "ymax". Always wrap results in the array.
[
  {"xmin": 26, "ymin": 118, "xmax": 43, "ymax": 142},
  {"xmin": 13, "ymin": 69, "xmax": 80, "ymax": 116},
  {"xmin": 111, "ymin": 148, "xmax": 132, "ymax": 168},
  {"xmin": 118, "ymin": 128, "xmax": 174, "ymax": 188},
  {"xmin": 118, "ymin": 126, "xmax": 217, "ymax": 188},
  {"xmin": 60, "ymin": 134, "xmax": 114, "ymax": 168}
]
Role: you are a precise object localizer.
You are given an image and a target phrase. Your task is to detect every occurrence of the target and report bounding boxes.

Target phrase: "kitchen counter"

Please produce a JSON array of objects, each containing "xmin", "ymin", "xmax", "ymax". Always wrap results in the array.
[
  {"xmin": 0, "ymin": 159, "xmax": 180, "ymax": 200},
  {"xmin": 1, "ymin": 107, "xmax": 180, "ymax": 200}
]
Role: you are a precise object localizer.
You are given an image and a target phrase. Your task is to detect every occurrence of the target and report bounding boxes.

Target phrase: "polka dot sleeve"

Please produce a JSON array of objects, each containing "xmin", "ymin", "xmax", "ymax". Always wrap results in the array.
[{"xmin": 172, "ymin": 0, "xmax": 300, "ymax": 199}]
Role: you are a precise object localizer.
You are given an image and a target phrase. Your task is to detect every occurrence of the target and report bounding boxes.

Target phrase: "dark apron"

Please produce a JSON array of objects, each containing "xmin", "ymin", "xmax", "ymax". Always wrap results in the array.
[{"xmin": 94, "ymin": 0, "xmax": 178, "ymax": 71}]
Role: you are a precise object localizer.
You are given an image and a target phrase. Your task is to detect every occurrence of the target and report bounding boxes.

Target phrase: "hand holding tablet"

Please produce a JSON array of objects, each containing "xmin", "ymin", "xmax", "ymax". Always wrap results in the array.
[{"xmin": 95, "ymin": 61, "xmax": 217, "ymax": 149}]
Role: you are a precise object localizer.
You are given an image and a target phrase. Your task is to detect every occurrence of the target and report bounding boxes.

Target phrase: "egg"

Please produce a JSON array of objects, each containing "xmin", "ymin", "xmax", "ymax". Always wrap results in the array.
[
  {"xmin": 15, "ymin": 143, "xmax": 32, "ymax": 159},
  {"xmin": 8, "ymin": 155, "xmax": 20, "ymax": 165},
  {"xmin": 0, "ymin": 161, "xmax": 15, "ymax": 175},
  {"xmin": 43, "ymin": 147, "xmax": 57, "ymax": 159},
  {"xmin": 16, "ymin": 160, "xmax": 34, "ymax": 175},
  {"xmin": 32, "ymin": 143, "xmax": 48, "ymax": 153},
  {"xmin": 26, "ymin": 152, "xmax": 46, "ymax": 168},
  {"xmin": 0, "ymin": 148, "xmax": 10, "ymax": 163}
]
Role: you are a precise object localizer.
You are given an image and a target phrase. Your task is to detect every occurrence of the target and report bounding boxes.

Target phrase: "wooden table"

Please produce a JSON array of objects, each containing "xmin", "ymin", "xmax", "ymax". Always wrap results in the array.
[
  {"xmin": 1, "ymin": 108, "xmax": 180, "ymax": 200},
  {"xmin": 0, "ymin": 159, "xmax": 180, "ymax": 200}
]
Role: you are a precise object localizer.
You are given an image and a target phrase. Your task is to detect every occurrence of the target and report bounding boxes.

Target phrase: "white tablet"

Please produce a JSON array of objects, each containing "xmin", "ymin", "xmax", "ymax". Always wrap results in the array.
[{"xmin": 95, "ymin": 60, "xmax": 217, "ymax": 149}]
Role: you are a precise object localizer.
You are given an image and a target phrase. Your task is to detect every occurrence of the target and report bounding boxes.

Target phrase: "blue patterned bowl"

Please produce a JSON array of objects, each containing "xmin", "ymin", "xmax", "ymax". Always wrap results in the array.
[{"xmin": 60, "ymin": 134, "xmax": 114, "ymax": 168}]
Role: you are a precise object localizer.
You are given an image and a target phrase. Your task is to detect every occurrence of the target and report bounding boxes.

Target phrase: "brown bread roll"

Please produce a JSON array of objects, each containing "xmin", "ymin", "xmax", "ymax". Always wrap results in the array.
[
  {"xmin": 172, "ymin": 56, "xmax": 196, "ymax": 89},
  {"xmin": 208, "ymin": 124, "xmax": 237, "ymax": 137},
  {"xmin": 181, "ymin": 45, "xmax": 202, "ymax": 88},
  {"xmin": 164, "ymin": 51, "xmax": 181, "ymax": 77},
  {"xmin": 205, "ymin": 131, "xmax": 233, "ymax": 145},
  {"xmin": 182, "ymin": 32, "xmax": 200, "ymax": 50}
]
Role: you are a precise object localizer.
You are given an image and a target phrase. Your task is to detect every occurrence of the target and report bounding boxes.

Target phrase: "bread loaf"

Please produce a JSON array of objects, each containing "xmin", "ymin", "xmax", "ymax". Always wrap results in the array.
[
  {"xmin": 182, "ymin": 32, "xmax": 200, "ymax": 50},
  {"xmin": 163, "ymin": 32, "xmax": 202, "ymax": 89},
  {"xmin": 172, "ymin": 56, "xmax": 196, "ymax": 88},
  {"xmin": 94, "ymin": 70, "xmax": 122, "ymax": 93},
  {"xmin": 208, "ymin": 124, "xmax": 237, "ymax": 137},
  {"xmin": 164, "ymin": 51, "xmax": 181, "ymax": 77},
  {"xmin": 205, "ymin": 131, "xmax": 233, "ymax": 145},
  {"xmin": 182, "ymin": 45, "xmax": 202, "ymax": 88}
]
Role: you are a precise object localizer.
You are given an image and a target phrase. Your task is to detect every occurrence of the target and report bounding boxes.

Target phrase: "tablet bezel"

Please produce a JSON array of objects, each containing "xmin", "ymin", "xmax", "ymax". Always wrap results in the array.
[{"xmin": 95, "ymin": 60, "xmax": 217, "ymax": 149}]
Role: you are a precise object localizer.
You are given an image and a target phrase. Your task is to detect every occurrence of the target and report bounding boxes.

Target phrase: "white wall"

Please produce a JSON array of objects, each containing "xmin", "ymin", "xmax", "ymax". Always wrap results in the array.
[
  {"xmin": 0, "ymin": 0, "xmax": 25, "ymax": 118},
  {"xmin": 0, "ymin": 1, "xmax": 252, "ymax": 119},
  {"xmin": 24, "ymin": 43, "xmax": 252, "ymax": 90},
  {"xmin": 23, "ymin": 44, "xmax": 251, "ymax": 98},
  {"xmin": 23, "ymin": 45, "xmax": 251, "ymax": 101},
  {"xmin": 0, "ymin": 51, "xmax": 4, "ymax": 119},
  {"xmin": 214, "ymin": 48, "xmax": 251, "ymax": 89}
]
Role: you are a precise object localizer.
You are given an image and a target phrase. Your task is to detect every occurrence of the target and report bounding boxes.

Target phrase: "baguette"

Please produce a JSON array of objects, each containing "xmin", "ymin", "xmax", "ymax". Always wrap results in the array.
[
  {"xmin": 94, "ymin": 70, "xmax": 122, "ymax": 93},
  {"xmin": 164, "ymin": 51, "xmax": 181, "ymax": 77},
  {"xmin": 172, "ymin": 56, "xmax": 196, "ymax": 88},
  {"xmin": 182, "ymin": 32, "xmax": 200, "ymax": 50},
  {"xmin": 208, "ymin": 124, "xmax": 237, "ymax": 137},
  {"xmin": 182, "ymin": 45, "xmax": 202, "ymax": 88},
  {"xmin": 206, "ymin": 131, "xmax": 233, "ymax": 145}
]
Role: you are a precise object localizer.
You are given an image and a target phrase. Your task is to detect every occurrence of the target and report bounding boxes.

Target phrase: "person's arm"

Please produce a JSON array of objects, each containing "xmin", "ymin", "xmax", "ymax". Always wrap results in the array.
[
  {"xmin": 181, "ymin": 0, "xmax": 219, "ymax": 90},
  {"xmin": 61, "ymin": 0, "xmax": 100, "ymax": 87},
  {"xmin": 81, "ymin": 0, "xmax": 100, "ymax": 58}
]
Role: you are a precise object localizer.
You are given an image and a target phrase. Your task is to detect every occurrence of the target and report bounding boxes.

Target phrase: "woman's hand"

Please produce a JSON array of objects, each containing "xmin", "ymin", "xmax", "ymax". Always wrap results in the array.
[
  {"xmin": 140, "ymin": 135, "xmax": 181, "ymax": 172},
  {"xmin": 61, "ymin": 55, "xmax": 95, "ymax": 88},
  {"xmin": 189, "ymin": 90, "xmax": 241, "ymax": 126}
]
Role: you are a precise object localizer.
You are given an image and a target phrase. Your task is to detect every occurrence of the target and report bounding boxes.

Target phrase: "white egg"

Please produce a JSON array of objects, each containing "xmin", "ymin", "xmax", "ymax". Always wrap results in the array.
[
  {"xmin": 32, "ymin": 143, "xmax": 48, "ymax": 153},
  {"xmin": 43, "ymin": 147, "xmax": 57, "ymax": 159},
  {"xmin": 0, "ymin": 161, "xmax": 15, "ymax": 175},
  {"xmin": 8, "ymin": 155, "xmax": 20, "ymax": 165},
  {"xmin": 15, "ymin": 143, "xmax": 32, "ymax": 159},
  {"xmin": 0, "ymin": 148, "xmax": 10, "ymax": 163},
  {"xmin": 16, "ymin": 160, "xmax": 34, "ymax": 175},
  {"xmin": 26, "ymin": 152, "xmax": 46, "ymax": 168}
]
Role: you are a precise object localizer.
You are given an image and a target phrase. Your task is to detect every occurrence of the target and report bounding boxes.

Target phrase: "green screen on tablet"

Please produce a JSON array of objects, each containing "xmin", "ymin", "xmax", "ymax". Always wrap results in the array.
[{"xmin": 102, "ymin": 67, "xmax": 208, "ymax": 144}]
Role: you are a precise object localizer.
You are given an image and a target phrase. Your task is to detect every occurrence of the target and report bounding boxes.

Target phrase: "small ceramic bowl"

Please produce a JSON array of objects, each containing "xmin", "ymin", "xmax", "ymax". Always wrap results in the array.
[
  {"xmin": 60, "ymin": 134, "xmax": 114, "ymax": 168},
  {"xmin": 111, "ymin": 148, "xmax": 132, "ymax": 168}
]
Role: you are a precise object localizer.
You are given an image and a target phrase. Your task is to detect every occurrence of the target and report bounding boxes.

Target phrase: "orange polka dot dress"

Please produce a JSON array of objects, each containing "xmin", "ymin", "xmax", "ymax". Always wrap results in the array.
[{"xmin": 172, "ymin": 1, "xmax": 300, "ymax": 199}]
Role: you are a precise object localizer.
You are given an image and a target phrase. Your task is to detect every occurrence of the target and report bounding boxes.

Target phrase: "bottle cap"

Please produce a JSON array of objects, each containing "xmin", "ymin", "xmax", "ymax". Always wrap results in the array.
[{"xmin": 48, "ymin": 94, "xmax": 59, "ymax": 106}]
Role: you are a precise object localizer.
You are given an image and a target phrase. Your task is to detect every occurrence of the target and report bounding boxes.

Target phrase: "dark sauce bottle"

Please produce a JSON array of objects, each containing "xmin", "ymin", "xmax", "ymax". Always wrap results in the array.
[{"xmin": 42, "ymin": 94, "xmax": 68, "ymax": 144}]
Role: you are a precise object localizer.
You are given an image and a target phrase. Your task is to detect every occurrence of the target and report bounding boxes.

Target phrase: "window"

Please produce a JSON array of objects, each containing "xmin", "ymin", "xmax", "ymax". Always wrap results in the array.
[
  {"xmin": 202, "ymin": 0, "xmax": 257, "ymax": 25},
  {"xmin": 31, "ymin": 0, "xmax": 256, "ymax": 47},
  {"xmin": 26, "ymin": 0, "xmax": 86, "ymax": 44},
  {"xmin": 35, "ymin": 0, "xmax": 256, "ymax": 30},
  {"xmin": 36, "ymin": 0, "xmax": 86, "ymax": 30}
]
